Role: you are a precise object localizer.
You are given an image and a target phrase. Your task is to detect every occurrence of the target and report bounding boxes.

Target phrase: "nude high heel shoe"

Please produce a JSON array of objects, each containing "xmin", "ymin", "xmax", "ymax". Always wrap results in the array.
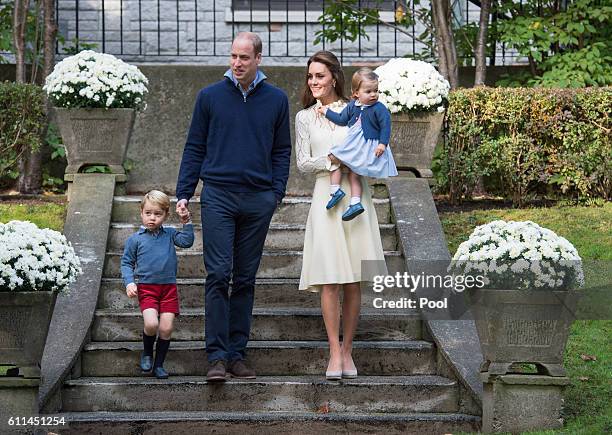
[
  {"xmin": 326, "ymin": 356, "xmax": 342, "ymax": 380},
  {"xmin": 342, "ymin": 357, "xmax": 358, "ymax": 379},
  {"xmin": 341, "ymin": 368, "xmax": 358, "ymax": 379},
  {"xmin": 326, "ymin": 370, "xmax": 342, "ymax": 380}
]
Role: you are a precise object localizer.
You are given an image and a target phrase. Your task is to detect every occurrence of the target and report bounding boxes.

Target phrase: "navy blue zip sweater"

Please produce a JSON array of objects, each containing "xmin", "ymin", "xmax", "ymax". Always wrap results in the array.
[{"xmin": 176, "ymin": 76, "xmax": 292, "ymax": 203}]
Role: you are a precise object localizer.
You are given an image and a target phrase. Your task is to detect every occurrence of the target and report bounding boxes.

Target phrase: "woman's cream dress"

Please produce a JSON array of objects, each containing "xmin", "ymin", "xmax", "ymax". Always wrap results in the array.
[{"xmin": 296, "ymin": 101, "xmax": 387, "ymax": 292}]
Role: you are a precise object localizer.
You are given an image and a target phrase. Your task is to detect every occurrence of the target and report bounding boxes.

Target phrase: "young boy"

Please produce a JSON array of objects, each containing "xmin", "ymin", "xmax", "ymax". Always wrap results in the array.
[{"xmin": 120, "ymin": 190, "xmax": 194, "ymax": 379}]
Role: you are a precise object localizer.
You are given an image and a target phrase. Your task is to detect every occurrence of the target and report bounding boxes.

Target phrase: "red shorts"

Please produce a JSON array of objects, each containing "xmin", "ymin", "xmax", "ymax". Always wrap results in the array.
[{"xmin": 137, "ymin": 283, "xmax": 180, "ymax": 315}]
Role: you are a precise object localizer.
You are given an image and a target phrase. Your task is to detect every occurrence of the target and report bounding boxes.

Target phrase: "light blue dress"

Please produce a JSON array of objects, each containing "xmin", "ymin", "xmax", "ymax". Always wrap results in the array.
[{"xmin": 329, "ymin": 107, "xmax": 399, "ymax": 179}]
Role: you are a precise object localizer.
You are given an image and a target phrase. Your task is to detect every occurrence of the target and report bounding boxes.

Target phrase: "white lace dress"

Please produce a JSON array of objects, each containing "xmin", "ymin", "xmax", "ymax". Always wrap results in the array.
[{"xmin": 295, "ymin": 101, "xmax": 387, "ymax": 292}]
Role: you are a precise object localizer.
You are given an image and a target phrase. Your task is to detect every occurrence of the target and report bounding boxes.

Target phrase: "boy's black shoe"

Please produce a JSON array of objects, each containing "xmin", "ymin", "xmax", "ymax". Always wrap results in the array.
[
  {"xmin": 206, "ymin": 360, "xmax": 227, "ymax": 382},
  {"xmin": 153, "ymin": 366, "xmax": 169, "ymax": 379},
  {"xmin": 140, "ymin": 353, "xmax": 153, "ymax": 372},
  {"xmin": 228, "ymin": 359, "xmax": 256, "ymax": 379}
]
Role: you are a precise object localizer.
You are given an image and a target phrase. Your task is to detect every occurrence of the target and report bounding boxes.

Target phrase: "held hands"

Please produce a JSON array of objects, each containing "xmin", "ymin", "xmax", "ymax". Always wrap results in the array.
[
  {"xmin": 374, "ymin": 143, "xmax": 387, "ymax": 158},
  {"xmin": 126, "ymin": 283, "xmax": 138, "ymax": 298},
  {"xmin": 178, "ymin": 209, "xmax": 191, "ymax": 224},
  {"xmin": 176, "ymin": 199, "xmax": 190, "ymax": 223}
]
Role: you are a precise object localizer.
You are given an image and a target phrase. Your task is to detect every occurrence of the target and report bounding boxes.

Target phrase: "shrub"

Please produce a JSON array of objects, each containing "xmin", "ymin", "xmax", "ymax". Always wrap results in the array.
[
  {"xmin": 438, "ymin": 87, "xmax": 611, "ymax": 205},
  {"xmin": 0, "ymin": 81, "xmax": 45, "ymax": 183}
]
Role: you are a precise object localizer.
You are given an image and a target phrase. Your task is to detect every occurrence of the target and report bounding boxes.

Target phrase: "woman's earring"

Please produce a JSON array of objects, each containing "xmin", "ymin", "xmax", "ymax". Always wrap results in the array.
[{"xmin": 332, "ymin": 81, "xmax": 336, "ymax": 87}]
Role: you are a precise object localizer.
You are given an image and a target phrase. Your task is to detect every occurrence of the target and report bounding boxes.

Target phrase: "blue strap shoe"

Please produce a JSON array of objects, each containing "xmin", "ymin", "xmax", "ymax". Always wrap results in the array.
[
  {"xmin": 342, "ymin": 202, "xmax": 365, "ymax": 221},
  {"xmin": 153, "ymin": 366, "xmax": 169, "ymax": 379},
  {"xmin": 326, "ymin": 188, "xmax": 346, "ymax": 209},
  {"xmin": 140, "ymin": 353, "xmax": 153, "ymax": 372}
]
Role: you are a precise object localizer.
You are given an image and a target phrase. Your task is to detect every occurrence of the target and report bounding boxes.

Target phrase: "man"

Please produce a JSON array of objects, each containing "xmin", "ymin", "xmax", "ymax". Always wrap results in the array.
[{"xmin": 176, "ymin": 32, "xmax": 291, "ymax": 382}]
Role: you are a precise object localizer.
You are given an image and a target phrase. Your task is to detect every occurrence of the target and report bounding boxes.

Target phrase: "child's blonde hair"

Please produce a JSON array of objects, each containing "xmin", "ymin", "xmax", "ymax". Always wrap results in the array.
[
  {"xmin": 141, "ymin": 190, "xmax": 170, "ymax": 213},
  {"xmin": 351, "ymin": 67, "xmax": 379, "ymax": 98}
]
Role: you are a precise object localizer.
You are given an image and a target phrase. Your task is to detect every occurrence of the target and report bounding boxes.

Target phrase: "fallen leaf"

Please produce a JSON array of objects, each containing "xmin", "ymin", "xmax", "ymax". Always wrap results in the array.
[
  {"xmin": 580, "ymin": 354, "xmax": 597, "ymax": 361},
  {"xmin": 578, "ymin": 376, "xmax": 590, "ymax": 381},
  {"xmin": 316, "ymin": 402, "xmax": 330, "ymax": 414}
]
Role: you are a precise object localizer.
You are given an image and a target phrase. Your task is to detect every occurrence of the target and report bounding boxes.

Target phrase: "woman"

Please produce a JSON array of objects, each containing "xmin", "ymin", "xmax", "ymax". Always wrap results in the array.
[{"xmin": 295, "ymin": 51, "xmax": 387, "ymax": 380}]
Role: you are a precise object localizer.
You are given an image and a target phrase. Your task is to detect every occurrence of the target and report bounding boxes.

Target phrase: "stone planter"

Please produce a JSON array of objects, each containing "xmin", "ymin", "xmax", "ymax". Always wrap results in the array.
[
  {"xmin": 469, "ymin": 289, "xmax": 580, "ymax": 377},
  {"xmin": 55, "ymin": 108, "xmax": 135, "ymax": 175},
  {"xmin": 481, "ymin": 372, "xmax": 570, "ymax": 433},
  {"xmin": 389, "ymin": 111, "xmax": 444, "ymax": 178},
  {"xmin": 0, "ymin": 291, "xmax": 58, "ymax": 378}
]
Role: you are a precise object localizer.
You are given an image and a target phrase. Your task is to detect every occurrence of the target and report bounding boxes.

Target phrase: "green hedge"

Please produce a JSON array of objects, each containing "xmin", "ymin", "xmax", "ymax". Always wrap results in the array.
[
  {"xmin": 436, "ymin": 87, "xmax": 612, "ymax": 205},
  {"xmin": 0, "ymin": 81, "xmax": 45, "ymax": 183}
]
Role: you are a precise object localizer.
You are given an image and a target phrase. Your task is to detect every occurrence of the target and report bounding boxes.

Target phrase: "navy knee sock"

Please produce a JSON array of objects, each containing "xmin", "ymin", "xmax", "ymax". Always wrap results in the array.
[
  {"xmin": 143, "ymin": 331, "xmax": 156, "ymax": 356},
  {"xmin": 154, "ymin": 338, "xmax": 171, "ymax": 368}
]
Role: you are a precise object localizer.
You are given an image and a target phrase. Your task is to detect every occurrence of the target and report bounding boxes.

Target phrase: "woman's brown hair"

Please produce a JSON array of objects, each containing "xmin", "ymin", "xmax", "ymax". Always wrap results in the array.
[{"xmin": 301, "ymin": 51, "xmax": 347, "ymax": 108}]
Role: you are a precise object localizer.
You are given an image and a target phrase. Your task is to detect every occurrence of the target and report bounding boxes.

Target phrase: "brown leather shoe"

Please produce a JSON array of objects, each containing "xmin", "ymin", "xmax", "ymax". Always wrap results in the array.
[
  {"xmin": 228, "ymin": 359, "xmax": 256, "ymax": 379},
  {"xmin": 206, "ymin": 360, "xmax": 227, "ymax": 382}
]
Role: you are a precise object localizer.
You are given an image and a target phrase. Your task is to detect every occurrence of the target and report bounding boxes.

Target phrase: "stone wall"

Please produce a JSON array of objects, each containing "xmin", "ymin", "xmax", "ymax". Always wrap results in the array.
[
  {"xmin": 124, "ymin": 65, "xmax": 313, "ymax": 195},
  {"xmin": 114, "ymin": 64, "xmax": 529, "ymax": 195},
  {"xmin": 0, "ymin": 62, "xmax": 530, "ymax": 195}
]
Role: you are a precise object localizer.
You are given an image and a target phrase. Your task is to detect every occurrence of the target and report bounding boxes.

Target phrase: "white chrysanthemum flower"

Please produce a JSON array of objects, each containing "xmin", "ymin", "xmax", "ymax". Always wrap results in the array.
[
  {"xmin": 0, "ymin": 221, "xmax": 82, "ymax": 293},
  {"xmin": 374, "ymin": 58, "xmax": 449, "ymax": 114},
  {"xmin": 43, "ymin": 50, "xmax": 148, "ymax": 111},
  {"xmin": 449, "ymin": 220, "xmax": 583, "ymax": 291}
]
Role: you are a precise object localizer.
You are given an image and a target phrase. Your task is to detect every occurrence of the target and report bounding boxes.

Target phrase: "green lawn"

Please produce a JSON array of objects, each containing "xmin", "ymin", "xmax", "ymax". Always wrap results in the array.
[
  {"xmin": 1, "ymin": 199, "xmax": 610, "ymax": 433},
  {"xmin": 0, "ymin": 201, "xmax": 66, "ymax": 231},
  {"xmin": 440, "ymin": 202, "xmax": 612, "ymax": 261},
  {"xmin": 440, "ymin": 202, "xmax": 612, "ymax": 434}
]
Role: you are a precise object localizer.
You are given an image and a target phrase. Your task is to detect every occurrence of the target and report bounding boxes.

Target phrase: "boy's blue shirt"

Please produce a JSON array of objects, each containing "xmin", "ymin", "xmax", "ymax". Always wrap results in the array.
[
  {"xmin": 120, "ymin": 224, "xmax": 195, "ymax": 287},
  {"xmin": 176, "ymin": 69, "xmax": 292, "ymax": 204},
  {"xmin": 325, "ymin": 100, "xmax": 392, "ymax": 145}
]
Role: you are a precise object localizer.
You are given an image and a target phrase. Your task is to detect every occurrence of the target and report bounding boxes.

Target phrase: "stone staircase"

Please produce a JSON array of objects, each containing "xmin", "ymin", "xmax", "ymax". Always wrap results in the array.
[{"xmin": 57, "ymin": 190, "xmax": 480, "ymax": 433}]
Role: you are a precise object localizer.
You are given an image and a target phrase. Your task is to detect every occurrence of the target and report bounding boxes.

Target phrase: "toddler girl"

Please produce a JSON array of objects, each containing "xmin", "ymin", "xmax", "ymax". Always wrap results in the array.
[{"xmin": 318, "ymin": 67, "xmax": 398, "ymax": 221}]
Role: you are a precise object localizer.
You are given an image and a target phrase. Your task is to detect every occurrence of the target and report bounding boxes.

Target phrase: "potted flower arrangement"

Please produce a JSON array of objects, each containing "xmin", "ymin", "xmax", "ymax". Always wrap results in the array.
[
  {"xmin": 374, "ymin": 58, "xmax": 450, "ymax": 178},
  {"xmin": 449, "ymin": 220, "xmax": 584, "ymax": 377},
  {"xmin": 43, "ymin": 50, "xmax": 148, "ymax": 176},
  {"xmin": 0, "ymin": 221, "xmax": 82, "ymax": 378}
]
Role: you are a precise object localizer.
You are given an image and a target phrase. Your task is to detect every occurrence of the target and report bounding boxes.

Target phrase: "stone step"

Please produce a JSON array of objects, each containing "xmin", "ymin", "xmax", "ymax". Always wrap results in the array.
[
  {"xmin": 81, "ymin": 340, "xmax": 436, "ymax": 377},
  {"xmin": 59, "ymin": 410, "xmax": 480, "ymax": 434},
  {"xmin": 112, "ymin": 195, "xmax": 392, "ymax": 225},
  {"xmin": 99, "ymin": 278, "xmax": 303, "ymax": 309},
  {"xmin": 62, "ymin": 375, "xmax": 459, "ymax": 413},
  {"xmin": 91, "ymin": 308, "xmax": 422, "ymax": 342},
  {"xmin": 107, "ymin": 222, "xmax": 398, "ymax": 251},
  {"xmin": 98, "ymin": 278, "xmax": 413, "ymax": 310},
  {"xmin": 104, "ymin": 250, "xmax": 405, "ymax": 279}
]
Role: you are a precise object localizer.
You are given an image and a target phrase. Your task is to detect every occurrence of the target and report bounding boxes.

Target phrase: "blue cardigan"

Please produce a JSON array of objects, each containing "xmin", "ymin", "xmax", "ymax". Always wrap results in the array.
[{"xmin": 325, "ymin": 100, "xmax": 391, "ymax": 144}]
